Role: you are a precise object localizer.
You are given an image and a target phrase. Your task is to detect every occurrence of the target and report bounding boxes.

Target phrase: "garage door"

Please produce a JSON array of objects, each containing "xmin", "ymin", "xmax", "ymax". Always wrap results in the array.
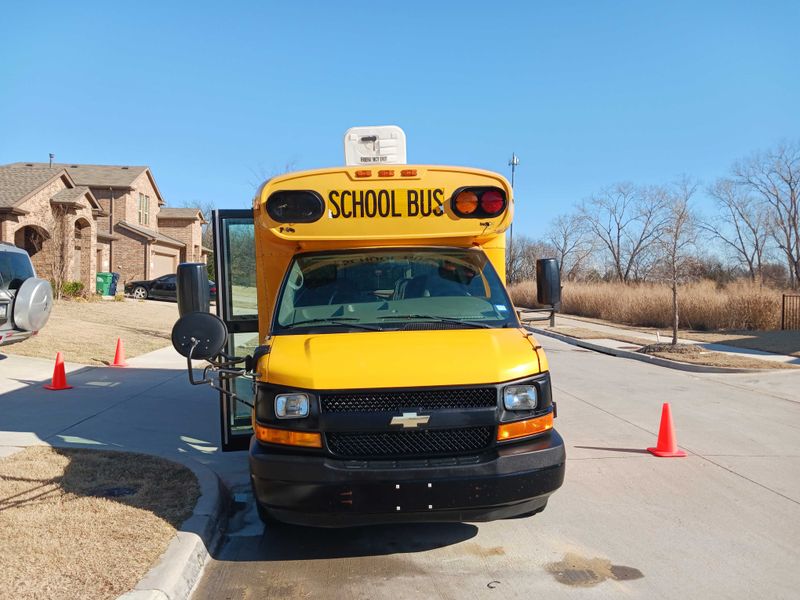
[{"xmin": 152, "ymin": 252, "xmax": 177, "ymax": 278}]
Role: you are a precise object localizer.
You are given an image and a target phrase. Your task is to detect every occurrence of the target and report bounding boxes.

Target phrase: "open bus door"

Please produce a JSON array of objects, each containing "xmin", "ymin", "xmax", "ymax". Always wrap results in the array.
[{"xmin": 212, "ymin": 209, "xmax": 257, "ymax": 451}]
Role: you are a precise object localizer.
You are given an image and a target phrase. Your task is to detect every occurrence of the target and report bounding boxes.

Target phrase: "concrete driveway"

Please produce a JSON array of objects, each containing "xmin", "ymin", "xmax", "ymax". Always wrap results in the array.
[{"xmin": 193, "ymin": 335, "xmax": 800, "ymax": 599}]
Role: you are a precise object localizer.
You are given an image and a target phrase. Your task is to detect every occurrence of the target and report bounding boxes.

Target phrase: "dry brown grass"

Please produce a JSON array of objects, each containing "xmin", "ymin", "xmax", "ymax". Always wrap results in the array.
[
  {"xmin": 0, "ymin": 446, "xmax": 199, "ymax": 600},
  {"xmin": 3, "ymin": 298, "xmax": 178, "ymax": 364},
  {"xmin": 681, "ymin": 330, "xmax": 800, "ymax": 358},
  {"xmin": 511, "ymin": 279, "xmax": 784, "ymax": 331},
  {"xmin": 649, "ymin": 350, "xmax": 798, "ymax": 369},
  {"xmin": 509, "ymin": 280, "xmax": 541, "ymax": 309}
]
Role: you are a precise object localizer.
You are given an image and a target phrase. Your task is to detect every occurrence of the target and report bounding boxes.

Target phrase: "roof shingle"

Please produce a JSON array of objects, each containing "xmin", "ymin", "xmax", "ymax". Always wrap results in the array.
[
  {"xmin": 50, "ymin": 186, "xmax": 100, "ymax": 209},
  {"xmin": 117, "ymin": 221, "xmax": 185, "ymax": 248},
  {"xmin": 0, "ymin": 166, "xmax": 68, "ymax": 208},
  {"xmin": 6, "ymin": 162, "xmax": 148, "ymax": 188},
  {"xmin": 157, "ymin": 207, "xmax": 205, "ymax": 221}
]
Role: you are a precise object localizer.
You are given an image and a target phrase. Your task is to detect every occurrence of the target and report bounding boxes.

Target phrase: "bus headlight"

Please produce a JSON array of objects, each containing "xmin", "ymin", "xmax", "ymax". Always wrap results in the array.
[
  {"xmin": 503, "ymin": 385, "xmax": 538, "ymax": 411},
  {"xmin": 275, "ymin": 393, "xmax": 310, "ymax": 419}
]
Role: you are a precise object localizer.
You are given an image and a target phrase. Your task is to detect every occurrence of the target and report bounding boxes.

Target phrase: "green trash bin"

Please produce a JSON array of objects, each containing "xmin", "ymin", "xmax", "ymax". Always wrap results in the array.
[{"xmin": 96, "ymin": 272, "xmax": 113, "ymax": 295}]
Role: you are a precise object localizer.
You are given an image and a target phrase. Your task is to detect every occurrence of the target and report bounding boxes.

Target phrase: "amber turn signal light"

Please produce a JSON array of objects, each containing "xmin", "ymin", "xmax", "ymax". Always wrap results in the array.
[
  {"xmin": 255, "ymin": 423, "xmax": 322, "ymax": 448},
  {"xmin": 497, "ymin": 413, "xmax": 553, "ymax": 441},
  {"xmin": 454, "ymin": 190, "xmax": 479, "ymax": 214}
]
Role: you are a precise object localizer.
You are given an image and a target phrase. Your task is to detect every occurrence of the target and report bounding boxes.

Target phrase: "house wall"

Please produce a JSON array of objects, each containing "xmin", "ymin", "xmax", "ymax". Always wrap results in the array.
[
  {"xmin": 157, "ymin": 217, "xmax": 205, "ymax": 262},
  {"xmin": 113, "ymin": 225, "xmax": 148, "ymax": 283},
  {"xmin": 96, "ymin": 241, "xmax": 110, "ymax": 272},
  {"xmin": 2, "ymin": 175, "xmax": 97, "ymax": 292},
  {"xmin": 125, "ymin": 171, "xmax": 161, "ymax": 227},
  {"xmin": 90, "ymin": 187, "xmax": 129, "ymax": 233}
]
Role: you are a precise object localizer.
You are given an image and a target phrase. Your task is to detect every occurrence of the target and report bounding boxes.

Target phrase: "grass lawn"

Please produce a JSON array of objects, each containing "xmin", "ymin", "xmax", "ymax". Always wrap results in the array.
[
  {"xmin": 3, "ymin": 298, "xmax": 178, "ymax": 365},
  {"xmin": 0, "ymin": 446, "xmax": 199, "ymax": 600}
]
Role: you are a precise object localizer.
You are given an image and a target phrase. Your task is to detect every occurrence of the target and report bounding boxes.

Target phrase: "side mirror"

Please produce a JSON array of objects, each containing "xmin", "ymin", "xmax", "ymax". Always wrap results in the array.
[
  {"xmin": 171, "ymin": 311, "xmax": 228, "ymax": 360},
  {"xmin": 536, "ymin": 258, "xmax": 561, "ymax": 309},
  {"xmin": 177, "ymin": 263, "xmax": 210, "ymax": 317}
]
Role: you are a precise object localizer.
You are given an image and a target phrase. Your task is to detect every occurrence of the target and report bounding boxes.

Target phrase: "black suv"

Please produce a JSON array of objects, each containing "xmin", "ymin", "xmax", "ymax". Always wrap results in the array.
[{"xmin": 0, "ymin": 242, "xmax": 53, "ymax": 346}]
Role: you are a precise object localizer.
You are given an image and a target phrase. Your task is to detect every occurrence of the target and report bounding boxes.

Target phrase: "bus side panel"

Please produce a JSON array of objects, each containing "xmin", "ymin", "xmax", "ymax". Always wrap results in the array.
[{"xmin": 482, "ymin": 233, "xmax": 507, "ymax": 284}]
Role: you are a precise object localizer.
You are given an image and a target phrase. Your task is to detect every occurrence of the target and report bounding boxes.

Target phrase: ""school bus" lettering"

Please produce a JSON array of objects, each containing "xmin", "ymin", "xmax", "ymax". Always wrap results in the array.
[{"xmin": 328, "ymin": 189, "xmax": 444, "ymax": 219}]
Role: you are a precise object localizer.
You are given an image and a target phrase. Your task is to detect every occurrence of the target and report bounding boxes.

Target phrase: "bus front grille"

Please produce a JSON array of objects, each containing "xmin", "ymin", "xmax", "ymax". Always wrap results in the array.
[
  {"xmin": 326, "ymin": 427, "xmax": 493, "ymax": 458},
  {"xmin": 320, "ymin": 388, "xmax": 497, "ymax": 413}
]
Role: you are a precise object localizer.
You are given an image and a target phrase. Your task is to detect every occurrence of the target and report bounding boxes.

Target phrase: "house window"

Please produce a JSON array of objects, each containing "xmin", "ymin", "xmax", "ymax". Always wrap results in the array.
[{"xmin": 138, "ymin": 193, "xmax": 150, "ymax": 225}]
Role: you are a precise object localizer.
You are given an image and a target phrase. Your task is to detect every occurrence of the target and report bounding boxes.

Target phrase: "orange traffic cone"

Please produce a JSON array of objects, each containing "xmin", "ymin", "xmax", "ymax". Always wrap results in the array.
[
  {"xmin": 647, "ymin": 402, "xmax": 687, "ymax": 457},
  {"xmin": 109, "ymin": 337, "xmax": 128, "ymax": 367},
  {"xmin": 44, "ymin": 352, "xmax": 73, "ymax": 390}
]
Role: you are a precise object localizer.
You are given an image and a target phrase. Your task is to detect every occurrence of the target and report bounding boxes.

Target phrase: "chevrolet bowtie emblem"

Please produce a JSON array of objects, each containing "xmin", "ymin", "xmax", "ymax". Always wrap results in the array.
[{"xmin": 390, "ymin": 412, "xmax": 430, "ymax": 428}]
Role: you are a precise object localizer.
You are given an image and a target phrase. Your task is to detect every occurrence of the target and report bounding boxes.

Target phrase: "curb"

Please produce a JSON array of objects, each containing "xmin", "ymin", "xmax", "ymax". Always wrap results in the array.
[
  {"xmin": 117, "ymin": 457, "xmax": 229, "ymax": 600},
  {"xmin": 526, "ymin": 326, "xmax": 762, "ymax": 374}
]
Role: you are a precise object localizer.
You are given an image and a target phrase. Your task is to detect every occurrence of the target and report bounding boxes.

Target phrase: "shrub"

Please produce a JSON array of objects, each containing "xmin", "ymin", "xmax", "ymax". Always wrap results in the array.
[{"xmin": 61, "ymin": 281, "xmax": 85, "ymax": 298}]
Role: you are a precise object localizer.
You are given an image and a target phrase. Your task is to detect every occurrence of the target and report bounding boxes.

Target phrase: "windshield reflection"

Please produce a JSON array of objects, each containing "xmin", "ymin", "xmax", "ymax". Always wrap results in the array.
[{"xmin": 273, "ymin": 248, "xmax": 515, "ymax": 334}]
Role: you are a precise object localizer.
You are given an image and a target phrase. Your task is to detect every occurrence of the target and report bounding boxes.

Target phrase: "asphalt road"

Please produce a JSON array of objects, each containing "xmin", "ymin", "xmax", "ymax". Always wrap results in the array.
[{"xmin": 193, "ymin": 335, "xmax": 800, "ymax": 599}]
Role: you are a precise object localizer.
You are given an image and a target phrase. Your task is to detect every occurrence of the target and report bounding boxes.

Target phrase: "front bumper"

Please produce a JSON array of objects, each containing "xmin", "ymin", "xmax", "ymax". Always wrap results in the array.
[
  {"xmin": 0, "ymin": 328, "xmax": 34, "ymax": 347},
  {"xmin": 250, "ymin": 429, "xmax": 565, "ymax": 527}
]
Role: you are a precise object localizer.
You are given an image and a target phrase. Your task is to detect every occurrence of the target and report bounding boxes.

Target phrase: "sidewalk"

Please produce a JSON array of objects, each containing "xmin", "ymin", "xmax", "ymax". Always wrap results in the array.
[
  {"xmin": 0, "ymin": 346, "xmax": 249, "ymax": 600},
  {"xmin": 0, "ymin": 346, "xmax": 247, "ymax": 484},
  {"xmin": 520, "ymin": 312, "xmax": 800, "ymax": 367}
]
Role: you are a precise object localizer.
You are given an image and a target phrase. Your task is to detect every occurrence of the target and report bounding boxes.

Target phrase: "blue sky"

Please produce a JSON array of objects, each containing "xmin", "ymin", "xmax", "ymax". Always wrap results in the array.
[{"xmin": 1, "ymin": 1, "xmax": 798, "ymax": 238}]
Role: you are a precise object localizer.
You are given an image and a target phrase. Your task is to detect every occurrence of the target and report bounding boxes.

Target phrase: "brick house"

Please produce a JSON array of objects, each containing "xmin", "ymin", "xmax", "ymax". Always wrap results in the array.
[{"xmin": 0, "ymin": 162, "xmax": 207, "ymax": 292}]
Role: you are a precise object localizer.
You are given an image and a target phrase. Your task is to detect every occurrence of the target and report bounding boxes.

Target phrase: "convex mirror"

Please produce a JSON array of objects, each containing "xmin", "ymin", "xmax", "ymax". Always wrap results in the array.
[{"xmin": 172, "ymin": 311, "xmax": 227, "ymax": 360}]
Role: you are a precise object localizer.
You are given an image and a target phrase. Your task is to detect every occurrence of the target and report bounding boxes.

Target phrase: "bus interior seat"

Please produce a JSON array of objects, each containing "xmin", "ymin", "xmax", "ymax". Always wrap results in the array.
[
  {"xmin": 392, "ymin": 277, "xmax": 411, "ymax": 300},
  {"xmin": 403, "ymin": 275, "xmax": 431, "ymax": 298}
]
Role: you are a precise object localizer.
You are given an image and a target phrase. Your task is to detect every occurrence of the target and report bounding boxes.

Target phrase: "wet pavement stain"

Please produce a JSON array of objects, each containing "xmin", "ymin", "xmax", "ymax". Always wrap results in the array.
[
  {"xmin": 545, "ymin": 553, "xmax": 644, "ymax": 587},
  {"xmin": 462, "ymin": 542, "xmax": 506, "ymax": 557}
]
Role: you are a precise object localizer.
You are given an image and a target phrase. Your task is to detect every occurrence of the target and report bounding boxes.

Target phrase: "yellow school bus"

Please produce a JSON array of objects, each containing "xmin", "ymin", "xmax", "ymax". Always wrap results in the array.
[{"xmin": 172, "ymin": 127, "xmax": 565, "ymax": 526}]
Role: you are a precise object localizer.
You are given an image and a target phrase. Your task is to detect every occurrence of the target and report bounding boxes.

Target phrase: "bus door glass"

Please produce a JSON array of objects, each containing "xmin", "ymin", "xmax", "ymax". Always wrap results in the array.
[{"xmin": 212, "ymin": 209, "xmax": 258, "ymax": 451}]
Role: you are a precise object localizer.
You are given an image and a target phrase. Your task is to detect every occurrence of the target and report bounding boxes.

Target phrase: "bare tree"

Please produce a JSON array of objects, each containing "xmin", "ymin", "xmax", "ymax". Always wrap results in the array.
[
  {"xmin": 45, "ymin": 206, "xmax": 71, "ymax": 300},
  {"xmin": 733, "ymin": 141, "xmax": 800, "ymax": 288},
  {"xmin": 659, "ymin": 178, "xmax": 699, "ymax": 345},
  {"xmin": 247, "ymin": 160, "xmax": 299, "ymax": 191},
  {"xmin": 546, "ymin": 213, "xmax": 594, "ymax": 281},
  {"xmin": 506, "ymin": 235, "xmax": 555, "ymax": 284},
  {"xmin": 702, "ymin": 178, "xmax": 770, "ymax": 283},
  {"xmin": 579, "ymin": 182, "xmax": 668, "ymax": 283}
]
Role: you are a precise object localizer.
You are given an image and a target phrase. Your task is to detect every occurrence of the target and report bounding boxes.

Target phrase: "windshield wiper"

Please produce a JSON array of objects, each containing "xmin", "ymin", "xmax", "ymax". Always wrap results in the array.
[
  {"xmin": 377, "ymin": 314, "xmax": 491, "ymax": 328},
  {"xmin": 285, "ymin": 317, "xmax": 380, "ymax": 331}
]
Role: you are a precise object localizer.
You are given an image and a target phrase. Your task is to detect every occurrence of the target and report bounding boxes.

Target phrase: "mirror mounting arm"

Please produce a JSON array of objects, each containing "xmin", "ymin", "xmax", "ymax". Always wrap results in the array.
[
  {"xmin": 186, "ymin": 339, "xmax": 214, "ymax": 386},
  {"xmin": 184, "ymin": 340, "xmax": 254, "ymax": 408}
]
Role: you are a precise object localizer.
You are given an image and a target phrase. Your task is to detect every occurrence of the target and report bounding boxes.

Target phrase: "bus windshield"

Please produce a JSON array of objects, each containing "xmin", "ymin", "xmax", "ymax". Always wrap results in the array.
[{"xmin": 273, "ymin": 248, "xmax": 516, "ymax": 333}]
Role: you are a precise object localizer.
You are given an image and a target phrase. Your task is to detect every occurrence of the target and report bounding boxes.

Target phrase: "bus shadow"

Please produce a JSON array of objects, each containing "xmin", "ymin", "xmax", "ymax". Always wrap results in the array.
[{"xmin": 225, "ymin": 520, "xmax": 479, "ymax": 561}]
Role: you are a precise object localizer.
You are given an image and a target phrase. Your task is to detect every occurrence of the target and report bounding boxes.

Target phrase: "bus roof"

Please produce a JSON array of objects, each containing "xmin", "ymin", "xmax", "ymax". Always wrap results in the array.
[{"xmin": 254, "ymin": 165, "xmax": 513, "ymax": 248}]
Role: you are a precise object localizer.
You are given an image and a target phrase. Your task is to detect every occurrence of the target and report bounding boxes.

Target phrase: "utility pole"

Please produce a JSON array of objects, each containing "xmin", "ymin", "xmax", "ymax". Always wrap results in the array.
[{"xmin": 508, "ymin": 152, "xmax": 519, "ymax": 282}]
